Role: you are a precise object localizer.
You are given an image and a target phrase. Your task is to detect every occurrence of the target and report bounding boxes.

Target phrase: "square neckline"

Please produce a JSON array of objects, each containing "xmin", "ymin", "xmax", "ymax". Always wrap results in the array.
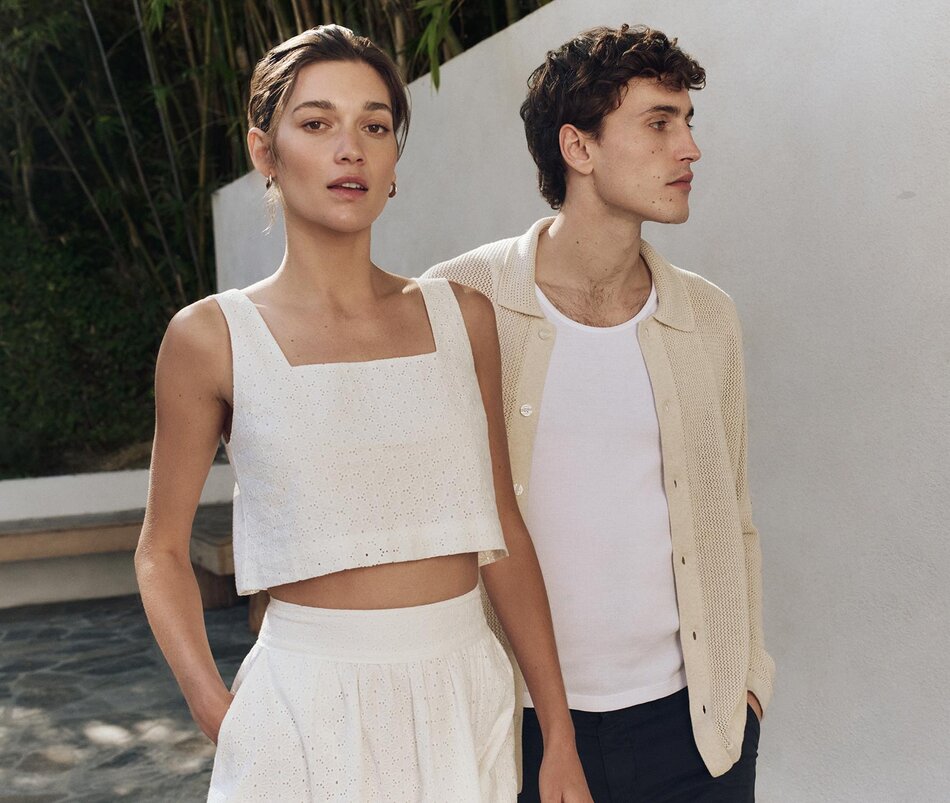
[{"xmin": 232, "ymin": 278, "xmax": 440, "ymax": 370}]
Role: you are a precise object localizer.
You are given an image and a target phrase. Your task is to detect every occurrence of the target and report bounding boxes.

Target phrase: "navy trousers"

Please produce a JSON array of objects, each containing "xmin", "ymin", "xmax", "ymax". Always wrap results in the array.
[{"xmin": 518, "ymin": 688, "xmax": 759, "ymax": 802}]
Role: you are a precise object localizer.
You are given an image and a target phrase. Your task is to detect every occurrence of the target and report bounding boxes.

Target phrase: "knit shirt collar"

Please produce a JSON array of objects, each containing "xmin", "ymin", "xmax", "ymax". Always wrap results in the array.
[{"xmin": 496, "ymin": 216, "xmax": 696, "ymax": 333}]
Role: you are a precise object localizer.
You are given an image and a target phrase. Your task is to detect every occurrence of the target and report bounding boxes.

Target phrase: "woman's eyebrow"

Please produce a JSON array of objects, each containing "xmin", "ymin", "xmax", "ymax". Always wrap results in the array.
[
  {"xmin": 291, "ymin": 100, "xmax": 392, "ymax": 114},
  {"xmin": 292, "ymin": 99, "xmax": 335, "ymax": 113}
]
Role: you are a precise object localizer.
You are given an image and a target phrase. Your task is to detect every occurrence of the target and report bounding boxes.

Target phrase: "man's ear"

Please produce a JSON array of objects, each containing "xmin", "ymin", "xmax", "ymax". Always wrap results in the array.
[
  {"xmin": 559, "ymin": 124, "xmax": 595, "ymax": 177},
  {"xmin": 247, "ymin": 127, "xmax": 277, "ymax": 180}
]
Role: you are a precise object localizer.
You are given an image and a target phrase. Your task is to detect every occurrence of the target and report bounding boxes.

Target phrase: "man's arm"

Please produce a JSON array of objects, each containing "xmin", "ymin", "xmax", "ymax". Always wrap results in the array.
[{"xmin": 726, "ymin": 310, "xmax": 776, "ymax": 717}]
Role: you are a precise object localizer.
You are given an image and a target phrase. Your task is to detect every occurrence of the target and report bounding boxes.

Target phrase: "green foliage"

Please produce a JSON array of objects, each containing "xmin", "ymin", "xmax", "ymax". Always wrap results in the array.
[
  {"xmin": 0, "ymin": 203, "xmax": 161, "ymax": 478},
  {"xmin": 0, "ymin": 0, "xmax": 548, "ymax": 478}
]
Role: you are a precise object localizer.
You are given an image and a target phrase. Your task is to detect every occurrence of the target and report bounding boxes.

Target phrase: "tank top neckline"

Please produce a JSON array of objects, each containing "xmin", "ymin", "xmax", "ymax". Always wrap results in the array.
[{"xmin": 227, "ymin": 278, "xmax": 441, "ymax": 371}]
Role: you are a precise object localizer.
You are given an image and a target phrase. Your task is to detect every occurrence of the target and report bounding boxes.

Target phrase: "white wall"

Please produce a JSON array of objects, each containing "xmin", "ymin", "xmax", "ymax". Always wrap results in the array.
[
  {"xmin": 212, "ymin": 171, "xmax": 286, "ymax": 290},
  {"xmin": 0, "ymin": 466, "xmax": 235, "ymax": 609},
  {"xmin": 0, "ymin": 465, "xmax": 233, "ymax": 522},
  {"xmin": 214, "ymin": 1, "xmax": 950, "ymax": 799}
]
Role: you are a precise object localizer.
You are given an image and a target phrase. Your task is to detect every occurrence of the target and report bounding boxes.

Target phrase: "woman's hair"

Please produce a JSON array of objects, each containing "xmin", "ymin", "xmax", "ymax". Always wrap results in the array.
[
  {"xmin": 520, "ymin": 25, "xmax": 705, "ymax": 209},
  {"xmin": 248, "ymin": 24, "xmax": 411, "ymax": 158}
]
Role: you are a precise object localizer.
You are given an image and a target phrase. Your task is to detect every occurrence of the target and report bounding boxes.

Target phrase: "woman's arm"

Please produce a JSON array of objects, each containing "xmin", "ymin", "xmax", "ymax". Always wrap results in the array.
[
  {"xmin": 452, "ymin": 284, "xmax": 591, "ymax": 803},
  {"xmin": 135, "ymin": 299, "xmax": 234, "ymax": 742}
]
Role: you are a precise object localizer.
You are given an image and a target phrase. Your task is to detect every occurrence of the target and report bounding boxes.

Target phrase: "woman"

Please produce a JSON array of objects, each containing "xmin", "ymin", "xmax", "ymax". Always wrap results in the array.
[{"xmin": 136, "ymin": 25, "xmax": 590, "ymax": 802}]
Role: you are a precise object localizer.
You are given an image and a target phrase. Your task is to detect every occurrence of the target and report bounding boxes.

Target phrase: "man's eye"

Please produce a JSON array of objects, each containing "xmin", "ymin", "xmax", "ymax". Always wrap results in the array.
[{"xmin": 650, "ymin": 120, "xmax": 668, "ymax": 130}]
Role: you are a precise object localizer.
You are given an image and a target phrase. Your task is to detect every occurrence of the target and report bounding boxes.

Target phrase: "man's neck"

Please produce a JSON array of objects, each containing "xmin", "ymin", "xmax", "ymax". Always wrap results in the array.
[{"xmin": 534, "ymin": 204, "xmax": 653, "ymax": 327}]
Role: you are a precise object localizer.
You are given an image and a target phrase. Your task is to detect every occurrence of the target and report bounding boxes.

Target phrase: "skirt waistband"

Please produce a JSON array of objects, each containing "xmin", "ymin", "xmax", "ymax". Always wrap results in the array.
[{"xmin": 259, "ymin": 586, "xmax": 489, "ymax": 663}]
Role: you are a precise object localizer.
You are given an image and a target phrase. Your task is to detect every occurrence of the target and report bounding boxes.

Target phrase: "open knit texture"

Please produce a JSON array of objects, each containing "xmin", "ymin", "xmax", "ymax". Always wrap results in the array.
[
  {"xmin": 213, "ymin": 278, "xmax": 508, "ymax": 596},
  {"xmin": 424, "ymin": 218, "xmax": 775, "ymax": 779}
]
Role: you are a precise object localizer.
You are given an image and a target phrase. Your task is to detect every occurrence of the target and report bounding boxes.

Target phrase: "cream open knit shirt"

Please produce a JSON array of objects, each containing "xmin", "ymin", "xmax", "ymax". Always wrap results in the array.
[{"xmin": 424, "ymin": 218, "xmax": 775, "ymax": 779}]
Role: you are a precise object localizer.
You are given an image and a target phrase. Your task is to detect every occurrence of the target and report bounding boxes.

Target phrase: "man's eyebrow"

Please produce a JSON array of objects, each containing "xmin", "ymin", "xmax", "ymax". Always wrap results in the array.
[
  {"xmin": 291, "ymin": 100, "xmax": 393, "ymax": 114},
  {"xmin": 641, "ymin": 104, "xmax": 695, "ymax": 119}
]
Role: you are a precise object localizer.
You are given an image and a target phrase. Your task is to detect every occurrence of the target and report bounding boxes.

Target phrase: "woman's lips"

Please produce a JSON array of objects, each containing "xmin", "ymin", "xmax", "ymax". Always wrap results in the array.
[{"xmin": 327, "ymin": 179, "xmax": 369, "ymax": 199}]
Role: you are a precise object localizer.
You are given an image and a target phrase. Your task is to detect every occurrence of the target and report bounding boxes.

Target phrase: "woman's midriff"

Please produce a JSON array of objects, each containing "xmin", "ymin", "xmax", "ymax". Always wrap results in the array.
[{"xmin": 267, "ymin": 552, "xmax": 480, "ymax": 610}]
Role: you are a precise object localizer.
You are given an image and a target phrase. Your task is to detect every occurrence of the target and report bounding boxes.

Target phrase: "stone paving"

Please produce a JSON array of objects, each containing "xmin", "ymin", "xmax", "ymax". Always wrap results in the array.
[{"xmin": 0, "ymin": 595, "xmax": 255, "ymax": 802}]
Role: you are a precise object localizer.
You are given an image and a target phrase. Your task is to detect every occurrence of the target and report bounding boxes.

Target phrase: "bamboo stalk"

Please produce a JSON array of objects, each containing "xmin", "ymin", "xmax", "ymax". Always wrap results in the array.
[
  {"xmin": 289, "ymin": 0, "xmax": 305, "ymax": 33},
  {"xmin": 81, "ymin": 0, "xmax": 184, "ymax": 306},
  {"xmin": 381, "ymin": 0, "xmax": 408, "ymax": 75},
  {"xmin": 216, "ymin": 0, "xmax": 249, "ymax": 191},
  {"xmin": 267, "ymin": 0, "xmax": 292, "ymax": 40},
  {"xmin": 44, "ymin": 54, "xmax": 149, "ymax": 283},
  {"xmin": 444, "ymin": 21, "xmax": 463, "ymax": 56},
  {"xmin": 246, "ymin": 0, "xmax": 273, "ymax": 56},
  {"xmin": 11, "ymin": 73, "xmax": 122, "ymax": 263},
  {"xmin": 132, "ymin": 0, "xmax": 201, "ymax": 293},
  {"xmin": 175, "ymin": 2, "xmax": 204, "ymax": 116},
  {"xmin": 13, "ymin": 117, "xmax": 41, "ymax": 231},
  {"xmin": 195, "ymin": 7, "xmax": 214, "ymax": 295},
  {"xmin": 300, "ymin": 0, "xmax": 316, "ymax": 28}
]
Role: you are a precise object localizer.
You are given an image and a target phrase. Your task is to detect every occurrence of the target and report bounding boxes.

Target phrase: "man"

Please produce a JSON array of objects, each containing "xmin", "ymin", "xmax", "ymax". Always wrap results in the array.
[{"xmin": 425, "ymin": 24, "xmax": 774, "ymax": 801}]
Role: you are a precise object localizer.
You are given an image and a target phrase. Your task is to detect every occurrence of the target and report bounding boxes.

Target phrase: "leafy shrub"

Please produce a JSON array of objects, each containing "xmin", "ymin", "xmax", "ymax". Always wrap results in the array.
[{"xmin": 0, "ymin": 203, "xmax": 161, "ymax": 478}]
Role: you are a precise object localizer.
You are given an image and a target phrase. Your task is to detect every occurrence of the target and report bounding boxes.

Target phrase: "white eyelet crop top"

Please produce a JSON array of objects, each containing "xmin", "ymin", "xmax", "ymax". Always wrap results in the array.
[{"xmin": 213, "ymin": 278, "xmax": 508, "ymax": 595}]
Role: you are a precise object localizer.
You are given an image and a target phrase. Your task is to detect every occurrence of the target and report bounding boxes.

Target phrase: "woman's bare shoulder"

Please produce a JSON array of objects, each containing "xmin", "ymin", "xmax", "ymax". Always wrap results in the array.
[
  {"xmin": 158, "ymin": 296, "xmax": 231, "ymax": 384},
  {"xmin": 446, "ymin": 281, "xmax": 496, "ymax": 335}
]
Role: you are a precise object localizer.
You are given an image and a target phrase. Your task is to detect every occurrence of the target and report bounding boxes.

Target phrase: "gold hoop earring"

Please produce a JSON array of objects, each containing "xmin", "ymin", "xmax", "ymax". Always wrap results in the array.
[
  {"xmin": 265, "ymin": 175, "xmax": 274, "ymax": 189},
  {"xmin": 388, "ymin": 182, "xmax": 397, "ymax": 198}
]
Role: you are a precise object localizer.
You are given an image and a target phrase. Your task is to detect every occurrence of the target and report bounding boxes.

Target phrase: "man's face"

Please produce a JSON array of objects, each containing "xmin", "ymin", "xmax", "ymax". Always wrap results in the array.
[{"xmin": 585, "ymin": 77, "xmax": 701, "ymax": 225}]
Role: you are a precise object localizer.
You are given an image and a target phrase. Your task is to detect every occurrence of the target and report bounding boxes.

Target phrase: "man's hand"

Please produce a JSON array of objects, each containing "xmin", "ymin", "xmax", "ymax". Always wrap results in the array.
[
  {"xmin": 538, "ymin": 738, "xmax": 594, "ymax": 803},
  {"xmin": 747, "ymin": 691, "xmax": 763, "ymax": 723}
]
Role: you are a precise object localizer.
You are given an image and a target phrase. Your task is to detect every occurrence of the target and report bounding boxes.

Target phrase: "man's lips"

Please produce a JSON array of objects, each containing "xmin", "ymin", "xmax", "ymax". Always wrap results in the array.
[{"xmin": 667, "ymin": 173, "xmax": 693, "ymax": 188}]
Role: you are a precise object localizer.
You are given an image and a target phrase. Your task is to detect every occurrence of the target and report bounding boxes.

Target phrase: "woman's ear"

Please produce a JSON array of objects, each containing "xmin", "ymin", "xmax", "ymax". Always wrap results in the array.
[
  {"xmin": 247, "ymin": 127, "xmax": 276, "ymax": 181},
  {"xmin": 559, "ymin": 123, "xmax": 594, "ymax": 177}
]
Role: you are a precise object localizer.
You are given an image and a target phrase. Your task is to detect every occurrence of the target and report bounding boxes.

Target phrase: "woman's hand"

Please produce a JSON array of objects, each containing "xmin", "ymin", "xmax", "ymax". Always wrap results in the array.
[
  {"xmin": 538, "ymin": 736, "xmax": 594, "ymax": 803},
  {"xmin": 193, "ymin": 687, "xmax": 235, "ymax": 745}
]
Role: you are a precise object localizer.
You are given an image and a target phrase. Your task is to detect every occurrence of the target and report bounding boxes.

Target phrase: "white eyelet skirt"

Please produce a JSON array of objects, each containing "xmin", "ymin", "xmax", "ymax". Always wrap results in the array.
[{"xmin": 207, "ymin": 586, "xmax": 517, "ymax": 802}]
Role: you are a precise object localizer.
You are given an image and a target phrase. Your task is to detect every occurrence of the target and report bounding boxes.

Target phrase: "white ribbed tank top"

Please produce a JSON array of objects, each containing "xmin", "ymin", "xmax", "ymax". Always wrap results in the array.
[
  {"xmin": 523, "ymin": 284, "xmax": 686, "ymax": 711},
  {"xmin": 213, "ymin": 278, "xmax": 508, "ymax": 595}
]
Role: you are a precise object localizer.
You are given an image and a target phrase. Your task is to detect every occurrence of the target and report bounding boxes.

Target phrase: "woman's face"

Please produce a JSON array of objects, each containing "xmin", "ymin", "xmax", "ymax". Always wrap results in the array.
[{"xmin": 270, "ymin": 59, "xmax": 399, "ymax": 235}]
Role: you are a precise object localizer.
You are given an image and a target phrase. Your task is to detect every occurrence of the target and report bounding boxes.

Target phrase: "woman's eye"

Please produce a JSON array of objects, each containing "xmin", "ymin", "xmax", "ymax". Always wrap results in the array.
[
  {"xmin": 366, "ymin": 123, "xmax": 390, "ymax": 134},
  {"xmin": 304, "ymin": 121, "xmax": 326, "ymax": 131}
]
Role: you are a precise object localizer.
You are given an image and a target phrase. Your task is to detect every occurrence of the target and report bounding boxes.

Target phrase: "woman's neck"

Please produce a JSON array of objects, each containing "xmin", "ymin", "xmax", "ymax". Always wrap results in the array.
[{"xmin": 275, "ymin": 215, "xmax": 380, "ymax": 305}]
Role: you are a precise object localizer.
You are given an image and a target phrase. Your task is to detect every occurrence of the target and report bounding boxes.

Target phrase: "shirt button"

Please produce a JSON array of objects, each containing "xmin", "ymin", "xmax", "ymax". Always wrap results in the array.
[
  {"xmin": 520, "ymin": 404, "xmax": 533, "ymax": 417},
  {"xmin": 513, "ymin": 483, "xmax": 524, "ymax": 496},
  {"xmin": 538, "ymin": 327, "xmax": 553, "ymax": 340},
  {"xmin": 664, "ymin": 401, "xmax": 671, "ymax": 413}
]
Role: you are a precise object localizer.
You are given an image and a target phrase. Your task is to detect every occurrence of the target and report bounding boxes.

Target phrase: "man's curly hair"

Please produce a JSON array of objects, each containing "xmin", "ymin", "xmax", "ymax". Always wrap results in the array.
[{"xmin": 520, "ymin": 25, "xmax": 705, "ymax": 209}]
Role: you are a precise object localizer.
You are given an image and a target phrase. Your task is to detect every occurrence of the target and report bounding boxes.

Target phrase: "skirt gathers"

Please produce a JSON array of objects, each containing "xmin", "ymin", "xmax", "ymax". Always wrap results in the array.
[{"xmin": 207, "ymin": 586, "xmax": 517, "ymax": 802}]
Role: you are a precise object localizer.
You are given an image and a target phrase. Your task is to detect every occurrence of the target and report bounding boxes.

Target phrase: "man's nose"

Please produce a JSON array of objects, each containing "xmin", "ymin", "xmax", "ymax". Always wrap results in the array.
[{"xmin": 682, "ymin": 129, "xmax": 701, "ymax": 163}]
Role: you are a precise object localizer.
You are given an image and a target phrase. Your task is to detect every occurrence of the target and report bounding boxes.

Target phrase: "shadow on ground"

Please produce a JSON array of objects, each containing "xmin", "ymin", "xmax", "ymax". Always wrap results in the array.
[{"xmin": 0, "ymin": 595, "xmax": 255, "ymax": 801}]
